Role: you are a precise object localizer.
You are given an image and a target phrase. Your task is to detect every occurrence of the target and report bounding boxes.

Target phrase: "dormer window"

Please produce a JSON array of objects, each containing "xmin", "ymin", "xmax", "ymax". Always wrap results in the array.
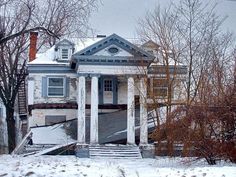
[
  {"xmin": 55, "ymin": 39, "xmax": 75, "ymax": 62},
  {"xmin": 61, "ymin": 48, "xmax": 69, "ymax": 60}
]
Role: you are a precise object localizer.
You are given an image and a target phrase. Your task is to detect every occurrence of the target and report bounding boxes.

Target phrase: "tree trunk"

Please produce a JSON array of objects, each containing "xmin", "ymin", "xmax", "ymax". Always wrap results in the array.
[{"xmin": 6, "ymin": 107, "xmax": 16, "ymax": 153}]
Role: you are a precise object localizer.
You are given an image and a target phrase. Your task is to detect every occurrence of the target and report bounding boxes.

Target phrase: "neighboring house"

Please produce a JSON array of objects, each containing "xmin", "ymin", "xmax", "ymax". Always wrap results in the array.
[{"xmin": 27, "ymin": 33, "xmax": 187, "ymax": 146}]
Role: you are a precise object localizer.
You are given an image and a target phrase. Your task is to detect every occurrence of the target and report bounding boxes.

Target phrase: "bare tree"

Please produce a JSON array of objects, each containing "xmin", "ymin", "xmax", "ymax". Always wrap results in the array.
[
  {"xmin": 0, "ymin": 0, "xmax": 97, "ymax": 153},
  {"xmin": 137, "ymin": 4, "xmax": 187, "ymax": 155},
  {"xmin": 174, "ymin": 0, "xmax": 229, "ymax": 105},
  {"xmin": 174, "ymin": 44, "xmax": 236, "ymax": 164},
  {"xmin": 137, "ymin": 0, "xmax": 235, "ymax": 158}
]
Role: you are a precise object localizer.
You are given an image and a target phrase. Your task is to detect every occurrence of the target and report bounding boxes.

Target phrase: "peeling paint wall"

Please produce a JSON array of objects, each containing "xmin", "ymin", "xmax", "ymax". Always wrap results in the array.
[
  {"xmin": 32, "ymin": 74, "xmax": 131, "ymax": 105},
  {"xmin": 30, "ymin": 109, "xmax": 77, "ymax": 127},
  {"xmin": 32, "ymin": 74, "xmax": 77, "ymax": 104}
]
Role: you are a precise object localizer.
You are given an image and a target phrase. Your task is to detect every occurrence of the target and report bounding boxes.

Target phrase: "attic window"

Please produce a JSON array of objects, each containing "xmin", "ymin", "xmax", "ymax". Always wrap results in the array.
[
  {"xmin": 108, "ymin": 47, "xmax": 119, "ymax": 54},
  {"xmin": 61, "ymin": 48, "xmax": 69, "ymax": 60}
]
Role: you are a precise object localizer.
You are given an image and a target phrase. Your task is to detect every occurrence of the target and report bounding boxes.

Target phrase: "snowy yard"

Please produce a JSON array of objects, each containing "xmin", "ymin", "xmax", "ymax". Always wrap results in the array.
[{"xmin": 0, "ymin": 155, "xmax": 235, "ymax": 177}]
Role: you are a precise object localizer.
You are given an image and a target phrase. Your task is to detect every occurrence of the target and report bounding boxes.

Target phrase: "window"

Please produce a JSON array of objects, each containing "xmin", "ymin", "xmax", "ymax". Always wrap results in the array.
[
  {"xmin": 108, "ymin": 47, "xmax": 119, "ymax": 54},
  {"xmin": 61, "ymin": 48, "xmax": 69, "ymax": 60},
  {"xmin": 148, "ymin": 78, "xmax": 169, "ymax": 98},
  {"xmin": 104, "ymin": 79, "xmax": 113, "ymax": 91},
  {"xmin": 153, "ymin": 78, "xmax": 168, "ymax": 97},
  {"xmin": 47, "ymin": 77, "xmax": 64, "ymax": 97}
]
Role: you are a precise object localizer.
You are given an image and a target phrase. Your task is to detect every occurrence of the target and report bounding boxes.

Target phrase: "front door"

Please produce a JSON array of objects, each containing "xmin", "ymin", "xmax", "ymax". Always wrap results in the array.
[{"xmin": 103, "ymin": 79, "xmax": 113, "ymax": 104}]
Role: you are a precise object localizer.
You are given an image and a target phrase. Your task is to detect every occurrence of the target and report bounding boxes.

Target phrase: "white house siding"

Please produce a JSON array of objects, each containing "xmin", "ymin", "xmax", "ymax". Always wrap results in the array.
[
  {"xmin": 31, "ymin": 74, "xmax": 137, "ymax": 105},
  {"xmin": 28, "ymin": 73, "xmax": 78, "ymax": 127},
  {"xmin": 28, "ymin": 74, "xmax": 133, "ymax": 127},
  {"xmin": 173, "ymin": 77, "xmax": 187, "ymax": 103},
  {"xmin": 117, "ymin": 77, "xmax": 127, "ymax": 104},
  {"xmin": 30, "ymin": 109, "xmax": 77, "ymax": 127},
  {"xmin": 117, "ymin": 77, "xmax": 141, "ymax": 104},
  {"xmin": 32, "ymin": 74, "xmax": 77, "ymax": 104}
]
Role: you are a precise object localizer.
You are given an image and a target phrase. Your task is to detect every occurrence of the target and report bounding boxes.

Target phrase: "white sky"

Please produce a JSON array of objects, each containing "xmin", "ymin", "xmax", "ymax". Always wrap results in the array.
[{"xmin": 90, "ymin": 0, "xmax": 236, "ymax": 38}]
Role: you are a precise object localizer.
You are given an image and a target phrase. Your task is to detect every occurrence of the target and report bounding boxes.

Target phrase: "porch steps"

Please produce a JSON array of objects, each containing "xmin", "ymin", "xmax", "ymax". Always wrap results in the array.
[{"xmin": 89, "ymin": 145, "xmax": 142, "ymax": 159}]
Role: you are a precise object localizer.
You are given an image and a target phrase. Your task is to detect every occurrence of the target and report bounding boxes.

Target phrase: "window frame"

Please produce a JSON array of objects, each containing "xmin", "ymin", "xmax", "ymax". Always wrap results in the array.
[
  {"xmin": 150, "ymin": 78, "xmax": 169, "ymax": 98},
  {"xmin": 47, "ymin": 77, "xmax": 65, "ymax": 97},
  {"xmin": 104, "ymin": 79, "xmax": 113, "ymax": 92}
]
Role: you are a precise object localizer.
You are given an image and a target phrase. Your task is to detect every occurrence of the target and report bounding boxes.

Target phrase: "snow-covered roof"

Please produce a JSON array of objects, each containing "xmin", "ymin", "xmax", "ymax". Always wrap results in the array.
[
  {"xmin": 74, "ymin": 38, "xmax": 103, "ymax": 52},
  {"xmin": 29, "ymin": 35, "xmax": 185, "ymax": 70},
  {"xmin": 29, "ymin": 35, "xmax": 146, "ymax": 65},
  {"xmin": 30, "ymin": 46, "xmax": 57, "ymax": 65},
  {"xmin": 29, "ymin": 37, "xmax": 104, "ymax": 65}
]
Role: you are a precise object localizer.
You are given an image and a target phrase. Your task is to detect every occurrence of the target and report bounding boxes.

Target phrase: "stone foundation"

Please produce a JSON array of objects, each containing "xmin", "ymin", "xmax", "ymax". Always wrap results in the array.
[
  {"xmin": 75, "ymin": 144, "xmax": 89, "ymax": 158},
  {"xmin": 139, "ymin": 144, "xmax": 155, "ymax": 158}
]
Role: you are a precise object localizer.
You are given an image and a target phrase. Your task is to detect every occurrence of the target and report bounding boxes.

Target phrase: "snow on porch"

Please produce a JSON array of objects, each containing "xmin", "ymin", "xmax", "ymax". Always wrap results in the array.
[{"xmin": 31, "ymin": 124, "xmax": 76, "ymax": 145}]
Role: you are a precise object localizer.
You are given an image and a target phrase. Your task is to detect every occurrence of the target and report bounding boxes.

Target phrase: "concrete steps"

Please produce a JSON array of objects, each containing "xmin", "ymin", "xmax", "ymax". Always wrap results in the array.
[{"xmin": 89, "ymin": 145, "xmax": 142, "ymax": 159}]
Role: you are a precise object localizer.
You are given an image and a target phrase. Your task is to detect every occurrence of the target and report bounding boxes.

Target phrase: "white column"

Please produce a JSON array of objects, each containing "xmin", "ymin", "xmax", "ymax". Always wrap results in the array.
[
  {"xmin": 77, "ymin": 75, "xmax": 86, "ymax": 144},
  {"xmin": 140, "ymin": 77, "xmax": 148, "ymax": 145},
  {"xmin": 90, "ymin": 75, "xmax": 99, "ymax": 144},
  {"xmin": 127, "ymin": 76, "xmax": 135, "ymax": 145}
]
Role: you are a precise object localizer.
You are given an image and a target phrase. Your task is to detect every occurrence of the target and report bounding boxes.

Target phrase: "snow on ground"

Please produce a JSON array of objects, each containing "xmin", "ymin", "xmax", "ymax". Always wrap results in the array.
[{"xmin": 0, "ymin": 155, "xmax": 235, "ymax": 177}]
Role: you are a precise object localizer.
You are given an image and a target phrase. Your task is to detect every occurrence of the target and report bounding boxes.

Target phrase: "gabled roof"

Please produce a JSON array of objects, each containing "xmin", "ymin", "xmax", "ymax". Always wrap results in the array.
[
  {"xmin": 141, "ymin": 40, "xmax": 160, "ymax": 50},
  {"xmin": 73, "ymin": 33, "xmax": 154, "ymax": 58},
  {"xmin": 71, "ymin": 33, "xmax": 155, "ymax": 67},
  {"xmin": 55, "ymin": 39, "xmax": 75, "ymax": 48}
]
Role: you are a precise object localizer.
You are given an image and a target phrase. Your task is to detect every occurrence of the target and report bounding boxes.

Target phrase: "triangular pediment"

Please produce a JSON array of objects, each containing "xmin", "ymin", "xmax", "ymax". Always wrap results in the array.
[
  {"xmin": 55, "ymin": 39, "xmax": 75, "ymax": 48},
  {"xmin": 73, "ymin": 34, "xmax": 153, "ymax": 58},
  {"xmin": 93, "ymin": 44, "xmax": 133, "ymax": 57},
  {"xmin": 71, "ymin": 34, "xmax": 155, "ymax": 68}
]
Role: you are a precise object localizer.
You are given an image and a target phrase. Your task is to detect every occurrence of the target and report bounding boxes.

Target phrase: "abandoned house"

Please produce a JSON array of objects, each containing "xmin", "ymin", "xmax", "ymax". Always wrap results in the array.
[{"xmin": 25, "ymin": 33, "xmax": 187, "ymax": 157}]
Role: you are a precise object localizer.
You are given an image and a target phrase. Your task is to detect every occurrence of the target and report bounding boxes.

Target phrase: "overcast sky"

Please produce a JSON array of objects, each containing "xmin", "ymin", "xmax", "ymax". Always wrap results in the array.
[{"xmin": 90, "ymin": 0, "xmax": 236, "ymax": 38}]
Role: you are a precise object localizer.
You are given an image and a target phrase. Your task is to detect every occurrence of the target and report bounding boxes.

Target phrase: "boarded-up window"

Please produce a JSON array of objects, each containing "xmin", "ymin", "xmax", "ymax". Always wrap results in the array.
[
  {"xmin": 45, "ymin": 115, "xmax": 66, "ymax": 125},
  {"xmin": 61, "ymin": 49, "xmax": 69, "ymax": 60}
]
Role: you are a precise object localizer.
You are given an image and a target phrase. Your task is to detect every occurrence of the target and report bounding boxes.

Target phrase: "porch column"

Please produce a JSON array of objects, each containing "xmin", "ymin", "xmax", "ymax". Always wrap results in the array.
[
  {"xmin": 90, "ymin": 74, "xmax": 99, "ymax": 144},
  {"xmin": 140, "ymin": 77, "xmax": 148, "ymax": 145},
  {"xmin": 127, "ymin": 76, "xmax": 135, "ymax": 145},
  {"xmin": 77, "ymin": 75, "xmax": 86, "ymax": 144}
]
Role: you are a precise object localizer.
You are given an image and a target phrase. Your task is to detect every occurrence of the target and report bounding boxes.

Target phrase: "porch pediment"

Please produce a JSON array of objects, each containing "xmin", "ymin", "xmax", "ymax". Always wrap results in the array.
[
  {"xmin": 93, "ymin": 44, "xmax": 133, "ymax": 57},
  {"xmin": 71, "ymin": 34, "xmax": 155, "ymax": 68}
]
